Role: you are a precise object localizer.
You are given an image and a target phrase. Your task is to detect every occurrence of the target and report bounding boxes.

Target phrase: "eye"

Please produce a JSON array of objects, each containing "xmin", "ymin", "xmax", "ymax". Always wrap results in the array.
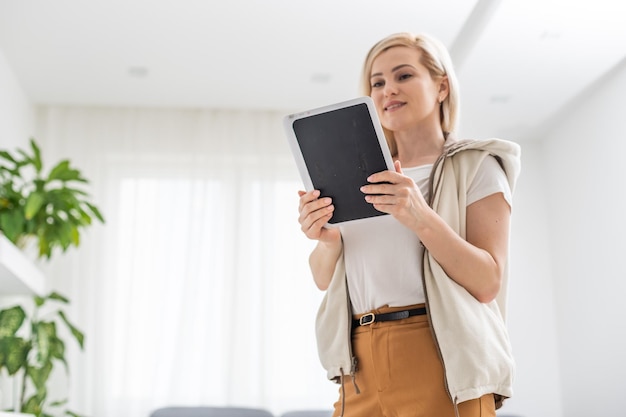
[
  {"xmin": 371, "ymin": 79, "xmax": 384, "ymax": 89},
  {"xmin": 398, "ymin": 73, "xmax": 413, "ymax": 81}
]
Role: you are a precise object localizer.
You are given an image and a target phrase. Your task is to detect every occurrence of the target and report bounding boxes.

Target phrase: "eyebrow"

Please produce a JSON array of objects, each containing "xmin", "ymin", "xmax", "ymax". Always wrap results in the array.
[{"xmin": 370, "ymin": 64, "xmax": 416, "ymax": 79}]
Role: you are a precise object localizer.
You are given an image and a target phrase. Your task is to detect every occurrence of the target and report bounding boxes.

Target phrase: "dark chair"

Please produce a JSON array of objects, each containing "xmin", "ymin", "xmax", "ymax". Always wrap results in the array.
[{"xmin": 150, "ymin": 406, "xmax": 274, "ymax": 417}]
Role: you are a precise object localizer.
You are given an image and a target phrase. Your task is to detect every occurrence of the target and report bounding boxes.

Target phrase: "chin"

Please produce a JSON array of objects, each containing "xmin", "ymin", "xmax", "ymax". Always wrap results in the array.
[{"xmin": 382, "ymin": 118, "xmax": 408, "ymax": 132}]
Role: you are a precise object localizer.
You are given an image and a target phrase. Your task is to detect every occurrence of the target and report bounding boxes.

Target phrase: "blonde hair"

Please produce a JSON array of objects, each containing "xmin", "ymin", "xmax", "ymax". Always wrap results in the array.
[{"xmin": 360, "ymin": 32, "xmax": 460, "ymax": 156}]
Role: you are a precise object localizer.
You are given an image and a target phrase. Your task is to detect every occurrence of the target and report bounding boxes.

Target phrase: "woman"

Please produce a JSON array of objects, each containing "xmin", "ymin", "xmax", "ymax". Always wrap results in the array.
[{"xmin": 297, "ymin": 32, "xmax": 520, "ymax": 417}]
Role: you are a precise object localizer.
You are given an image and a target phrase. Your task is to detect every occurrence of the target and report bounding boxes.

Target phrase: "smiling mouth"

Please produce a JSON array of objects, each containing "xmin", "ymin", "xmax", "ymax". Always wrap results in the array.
[{"xmin": 385, "ymin": 103, "xmax": 405, "ymax": 111}]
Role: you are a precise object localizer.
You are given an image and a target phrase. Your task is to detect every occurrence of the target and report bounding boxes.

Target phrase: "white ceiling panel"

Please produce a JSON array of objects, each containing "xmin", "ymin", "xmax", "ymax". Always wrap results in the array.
[
  {"xmin": 0, "ymin": 0, "xmax": 477, "ymax": 111},
  {"xmin": 458, "ymin": 0, "xmax": 626, "ymax": 140},
  {"xmin": 1, "ymin": 0, "xmax": 625, "ymax": 141}
]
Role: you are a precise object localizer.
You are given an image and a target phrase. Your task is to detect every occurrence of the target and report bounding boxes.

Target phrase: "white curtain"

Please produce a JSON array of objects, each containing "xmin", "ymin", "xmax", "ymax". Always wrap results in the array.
[{"xmin": 33, "ymin": 106, "xmax": 338, "ymax": 417}]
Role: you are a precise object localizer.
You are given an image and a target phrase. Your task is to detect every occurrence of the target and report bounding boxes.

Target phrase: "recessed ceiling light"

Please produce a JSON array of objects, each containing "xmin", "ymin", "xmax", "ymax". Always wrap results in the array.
[{"xmin": 128, "ymin": 66, "xmax": 149, "ymax": 78}]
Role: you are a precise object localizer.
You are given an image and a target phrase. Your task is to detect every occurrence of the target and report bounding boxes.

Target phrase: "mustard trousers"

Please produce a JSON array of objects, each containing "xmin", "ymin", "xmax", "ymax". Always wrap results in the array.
[{"xmin": 332, "ymin": 304, "xmax": 496, "ymax": 417}]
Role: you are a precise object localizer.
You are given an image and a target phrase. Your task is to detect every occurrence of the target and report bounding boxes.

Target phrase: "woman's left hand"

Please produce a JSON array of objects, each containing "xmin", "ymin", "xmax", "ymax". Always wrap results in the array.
[{"xmin": 360, "ymin": 160, "xmax": 429, "ymax": 230}]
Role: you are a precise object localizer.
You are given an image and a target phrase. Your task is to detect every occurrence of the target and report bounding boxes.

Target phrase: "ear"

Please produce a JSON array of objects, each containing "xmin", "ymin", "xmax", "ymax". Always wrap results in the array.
[{"xmin": 438, "ymin": 76, "xmax": 449, "ymax": 101}]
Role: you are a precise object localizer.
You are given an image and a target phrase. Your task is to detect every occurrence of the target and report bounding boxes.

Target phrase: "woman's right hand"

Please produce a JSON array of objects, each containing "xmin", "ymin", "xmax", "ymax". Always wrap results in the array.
[
  {"xmin": 298, "ymin": 190, "xmax": 341, "ymax": 243},
  {"xmin": 298, "ymin": 190, "xmax": 342, "ymax": 290}
]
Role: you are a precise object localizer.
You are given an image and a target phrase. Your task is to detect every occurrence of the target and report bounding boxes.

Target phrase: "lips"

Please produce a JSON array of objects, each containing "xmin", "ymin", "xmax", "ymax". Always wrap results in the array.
[{"xmin": 384, "ymin": 101, "xmax": 405, "ymax": 111}]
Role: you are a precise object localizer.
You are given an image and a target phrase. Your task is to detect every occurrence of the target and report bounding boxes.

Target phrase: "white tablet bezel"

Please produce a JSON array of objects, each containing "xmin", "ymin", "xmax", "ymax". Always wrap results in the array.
[{"xmin": 283, "ymin": 96, "xmax": 395, "ymax": 226}]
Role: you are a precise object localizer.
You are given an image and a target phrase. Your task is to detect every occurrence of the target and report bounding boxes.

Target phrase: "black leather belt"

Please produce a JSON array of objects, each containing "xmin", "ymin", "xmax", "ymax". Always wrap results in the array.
[{"xmin": 353, "ymin": 307, "xmax": 427, "ymax": 327}]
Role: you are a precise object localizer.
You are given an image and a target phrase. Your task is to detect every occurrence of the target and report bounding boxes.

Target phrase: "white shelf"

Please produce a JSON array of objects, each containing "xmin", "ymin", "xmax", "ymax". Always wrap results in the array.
[{"xmin": 0, "ymin": 235, "xmax": 45, "ymax": 295}]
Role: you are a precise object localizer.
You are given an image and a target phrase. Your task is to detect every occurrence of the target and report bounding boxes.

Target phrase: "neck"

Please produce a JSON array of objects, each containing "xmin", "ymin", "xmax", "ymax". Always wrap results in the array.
[{"xmin": 393, "ymin": 125, "xmax": 446, "ymax": 167}]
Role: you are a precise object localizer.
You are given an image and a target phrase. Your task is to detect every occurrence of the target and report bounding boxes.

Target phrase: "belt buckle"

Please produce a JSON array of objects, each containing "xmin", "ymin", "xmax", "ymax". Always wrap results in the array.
[{"xmin": 359, "ymin": 313, "xmax": 375, "ymax": 326}]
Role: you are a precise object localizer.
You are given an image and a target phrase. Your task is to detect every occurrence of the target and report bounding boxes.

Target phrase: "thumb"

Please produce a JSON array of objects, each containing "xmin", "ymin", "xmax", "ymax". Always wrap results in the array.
[{"xmin": 394, "ymin": 160, "xmax": 403, "ymax": 174}]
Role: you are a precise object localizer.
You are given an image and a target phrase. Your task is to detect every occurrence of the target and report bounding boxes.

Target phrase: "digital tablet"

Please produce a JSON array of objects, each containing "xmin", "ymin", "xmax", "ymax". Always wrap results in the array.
[{"xmin": 283, "ymin": 96, "xmax": 395, "ymax": 226}]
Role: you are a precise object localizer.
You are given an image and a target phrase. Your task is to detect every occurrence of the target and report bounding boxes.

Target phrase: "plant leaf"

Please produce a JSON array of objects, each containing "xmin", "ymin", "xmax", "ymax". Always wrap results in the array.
[
  {"xmin": 70, "ymin": 224, "xmax": 80, "ymax": 246},
  {"xmin": 50, "ymin": 399, "xmax": 69, "ymax": 407},
  {"xmin": 38, "ymin": 235, "xmax": 52, "ymax": 259},
  {"xmin": 85, "ymin": 202, "xmax": 105, "ymax": 223},
  {"xmin": 0, "ymin": 336, "xmax": 30, "ymax": 375},
  {"xmin": 34, "ymin": 295, "xmax": 46, "ymax": 307},
  {"xmin": 0, "ymin": 210, "xmax": 26, "ymax": 242},
  {"xmin": 34, "ymin": 321, "xmax": 56, "ymax": 364},
  {"xmin": 16, "ymin": 148, "xmax": 34, "ymax": 168},
  {"xmin": 48, "ymin": 160, "xmax": 87, "ymax": 183},
  {"xmin": 25, "ymin": 191, "xmax": 46, "ymax": 220},
  {"xmin": 27, "ymin": 361, "xmax": 53, "ymax": 393},
  {"xmin": 29, "ymin": 138, "xmax": 43, "ymax": 173},
  {"xmin": 47, "ymin": 160, "xmax": 70, "ymax": 181},
  {"xmin": 58, "ymin": 310, "xmax": 85, "ymax": 350},
  {"xmin": 0, "ymin": 149, "xmax": 17, "ymax": 163},
  {"xmin": 0, "ymin": 305, "xmax": 26, "ymax": 336},
  {"xmin": 49, "ymin": 337, "xmax": 67, "ymax": 370},
  {"xmin": 22, "ymin": 393, "xmax": 44, "ymax": 416},
  {"xmin": 48, "ymin": 292, "xmax": 71, "ymax": 304}
]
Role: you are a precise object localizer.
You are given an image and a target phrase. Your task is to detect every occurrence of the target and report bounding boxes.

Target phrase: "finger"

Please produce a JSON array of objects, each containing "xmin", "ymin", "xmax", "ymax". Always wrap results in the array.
[
  {"xmin": 301, "ymin": 205, "xmax": 334, "ymax": 235},
  {"xmin": 364, "ymin": 194, "xmax": 395, "ymax": 206},
  {"xmin": 363, "ymin": 194, "xmax": 392, "ymax": 215},
  {"xmin": 303, "ymin": 197, "xmax": 333, "ymax": 216},
  {"xmin": 298, "ymin": 189, "xmax": 322, "ymax": 211},
  {"xmin": 394, "ymin": 160, "xmax": 403, "ymax": 174},
  {"xmin": 360, "ymin": 183, "xmax": 393, "ymax": 195},
  {"xmin": 312, "ymin": 210, "xmax": 333, "ymax": 230},
  {"xmin": 299, "ymin": 195, "xmax": 333, "ymax": 220},
  {"xmin": 367, "ymin": 169, "xmax": 401, "ymax": 184},
  {"xmin": 300, "ymin": 189, "xmax": 320, "ymax": 201}
]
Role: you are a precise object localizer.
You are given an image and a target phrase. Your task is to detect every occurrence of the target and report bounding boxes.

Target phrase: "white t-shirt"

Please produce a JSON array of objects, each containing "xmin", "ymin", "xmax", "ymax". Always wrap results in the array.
[{"xmin": 339, "ymin": 155, "xmax": 512, "ymax": 314}]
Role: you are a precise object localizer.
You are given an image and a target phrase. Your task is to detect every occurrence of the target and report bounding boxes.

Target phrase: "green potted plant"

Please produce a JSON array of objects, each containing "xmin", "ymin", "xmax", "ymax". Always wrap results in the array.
[
  {"xmin": 0, "ymin": 138, "xmax": 104, "ymax": 259},
  {"xmin": 0, "ymin": 292, "xmax": 84, "ymax": 417},
  {"xmin": 0, "ymin": 138, "xmax": 104, "ymax": 417}
]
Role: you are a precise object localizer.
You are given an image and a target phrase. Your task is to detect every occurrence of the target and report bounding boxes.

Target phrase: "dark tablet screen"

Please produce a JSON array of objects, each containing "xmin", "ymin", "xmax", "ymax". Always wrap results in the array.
[{"xmin": 292, "ymin": 103, "xmax": 390, "ymax": 224}]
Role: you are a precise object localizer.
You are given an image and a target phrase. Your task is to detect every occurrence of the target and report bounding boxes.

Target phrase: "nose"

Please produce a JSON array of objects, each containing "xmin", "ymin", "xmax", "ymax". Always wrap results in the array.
[{"xmin": 383, "ymin": 80, "xmax": 398, "ymax": 97}]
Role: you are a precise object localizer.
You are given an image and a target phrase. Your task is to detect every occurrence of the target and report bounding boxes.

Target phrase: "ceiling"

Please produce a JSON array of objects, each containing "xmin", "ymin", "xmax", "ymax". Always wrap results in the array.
[{"xmin": 1, "ymin": 0, "xmax": 625, "ymax": 141}]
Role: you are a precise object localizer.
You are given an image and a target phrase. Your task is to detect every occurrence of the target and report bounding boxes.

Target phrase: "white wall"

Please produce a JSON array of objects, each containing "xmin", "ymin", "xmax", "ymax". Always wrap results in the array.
[
  {"xmin": 503, "ymin": 140, "xmax": 564, "ymax": 417},
  {"xmin": 0, "ymin": 47, "xmax": 34, "ymax": 411},
  {"xmin": 538, "ymin": 57, "xmax": 626, "ymax": 417},
  {"xmin": 0, "ymin": 48, "xmax": 34, "ymax": 148},
  {"xmin": 489, "ymin": 57, "xmax": 626, "ymax": 417}
]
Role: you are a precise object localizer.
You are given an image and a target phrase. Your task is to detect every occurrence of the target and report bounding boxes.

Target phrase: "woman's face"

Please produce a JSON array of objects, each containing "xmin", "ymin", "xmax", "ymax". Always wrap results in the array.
[{"xmin": 369, "ymin": 46, "xmax": 445, "ymax": 133}]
